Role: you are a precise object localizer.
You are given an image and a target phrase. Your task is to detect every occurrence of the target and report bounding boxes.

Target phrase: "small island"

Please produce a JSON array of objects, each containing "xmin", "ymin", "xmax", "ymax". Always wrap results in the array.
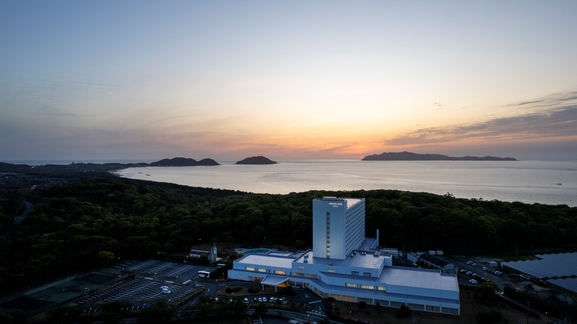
[
  {"xmin": 362, "ymin": 151, "xmax": 517, "ymax": 161},
  {"xmin": 235, "ymin": 156, "xmax": 277, "ymax": 165},
  {"xmin": 150, "ymin": 157, "xmax": 220, "ymax": 166}
]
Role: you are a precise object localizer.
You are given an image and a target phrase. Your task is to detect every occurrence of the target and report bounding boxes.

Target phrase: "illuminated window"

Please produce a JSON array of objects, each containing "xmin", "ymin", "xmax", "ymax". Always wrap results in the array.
[
  {"xmin": 345, "ymin": 283, "xmax": 358, "ymax": 288},
  {"xmin": 245, "ymin": 267, "xmax": 255, "ymax": 271},
  {"xmin": 298, "ymin": 265, "xmax": 305, "ymax": 270},
  {"xmin": 328, "ymin": 268, "xmax": 335, "ymax": 273},
  {"xmin": 378, "ymin": 286, "xmax": 386, "ymax": 291},
  {"xmin": 274, "ymin": 270, "xmax": 286, "ymax": 275},
  {"xmin": 360, "ymin": 284, "xmax": 374, "ymax": 290},
  {"xmin": 258, "ymin": 268, "xmax": 267, "ymax": 273}
]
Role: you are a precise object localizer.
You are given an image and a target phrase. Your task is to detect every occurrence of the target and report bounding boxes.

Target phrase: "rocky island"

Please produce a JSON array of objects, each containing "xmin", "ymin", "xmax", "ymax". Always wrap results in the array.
[
  {"xmin": 362, "ymin": 151, "xmax": 517, "ymax": 161},
  {"xmin": 150, "ymin": 157, "xmax": 220, "ymax": 166},
  {"xmin": 235, "ymin": 156, "xmax": 277, "ymax": 165}
]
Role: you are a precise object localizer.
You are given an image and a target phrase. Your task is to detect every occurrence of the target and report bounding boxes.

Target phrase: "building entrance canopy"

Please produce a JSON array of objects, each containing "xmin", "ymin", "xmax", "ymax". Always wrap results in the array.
[{"xmin": 261, "ymin": 275, "xmax": 289, "ymax": 286}]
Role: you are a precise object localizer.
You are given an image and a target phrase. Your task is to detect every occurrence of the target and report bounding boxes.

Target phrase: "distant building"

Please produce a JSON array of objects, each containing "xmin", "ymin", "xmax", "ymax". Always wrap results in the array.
[
  {"xmin": 503, "ymin": 252, "xmax": 577, "ymax": 298},
  {"xmin": 189, "ymin": 244, "xmax": 217, "ymax": 261},
  {"xmin": 418, "ymin": 253, "xmax": 455, "ymax": 274},
  {"xmin": 228, "ymin": 197, "xmax": 460, "ymax": 315}
]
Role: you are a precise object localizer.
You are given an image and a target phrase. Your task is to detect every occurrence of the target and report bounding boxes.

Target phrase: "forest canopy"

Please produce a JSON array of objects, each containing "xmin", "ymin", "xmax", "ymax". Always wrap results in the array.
[{"xmin": 0, "ymin": 177, "xmax": 575, "ymax": 291}]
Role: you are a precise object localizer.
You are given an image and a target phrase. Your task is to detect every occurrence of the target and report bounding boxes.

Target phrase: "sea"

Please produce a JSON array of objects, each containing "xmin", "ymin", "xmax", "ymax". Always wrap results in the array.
[{"xmin": 112, "ymin": 160, "xmax": 577, "ymax": 207}]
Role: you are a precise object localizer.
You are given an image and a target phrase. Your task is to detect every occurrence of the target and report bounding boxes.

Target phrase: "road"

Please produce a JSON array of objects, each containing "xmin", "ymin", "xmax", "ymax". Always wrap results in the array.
[{"xmin": 2, "ymin": 200, "xmax": 33, "ymax": 237}]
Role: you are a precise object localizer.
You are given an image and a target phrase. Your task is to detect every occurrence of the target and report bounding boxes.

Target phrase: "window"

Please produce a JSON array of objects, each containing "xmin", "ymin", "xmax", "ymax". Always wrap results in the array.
[
  {"xmin": 245, "ymin": 267, "xmax": 255, "ymax": 271},
  {"xmin": 351, "ymin": 271, "xmax": 359, "ymax": 276},
  {"xmin": 377, "ymin": 286, "xmax": 386, "ymax": 291},
  {"xmin": 257, "ymin": 268, "xmax": 267, "ymax": 273},
  {"xmin": 293, "ymin": 272, "xmax": 303, "ymax": 277},
  {"xmin": 274, "ymin": 270, "xmax": 286, "ymax": 275},
  {"xmin": 328, "ymin": 268, "xmax": 335, "ymax": 273},
  {"xmin": 298, "ymin": 265, "xmax": 305, "ymax": 270},
  {"xmin": 345, "ymin": 283, "xmax": 358, "ymax": 288},
  {"xmin": 363, "ymin": 272, "xmax": 371, "ymax": 277},
  {"xmin": 360, "ymin": 284, "xmax": 374, "ymax": 290},
  {"xmin": 305, "ymin": 274, "xmax": 318, "ymax": 279}
]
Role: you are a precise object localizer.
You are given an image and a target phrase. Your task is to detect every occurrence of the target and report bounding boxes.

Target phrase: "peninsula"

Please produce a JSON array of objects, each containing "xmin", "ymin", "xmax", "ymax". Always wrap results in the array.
[
  {"xmin": 150, "ymin": 157, "xmax": 220, "ymax": 167},
  {"xmin": 235, "ymin": 156, "xmax": 277, "ymax": 165},
  {"xmin": 362, "ymin": 151, "xmax": 517, "ymax": 161}
]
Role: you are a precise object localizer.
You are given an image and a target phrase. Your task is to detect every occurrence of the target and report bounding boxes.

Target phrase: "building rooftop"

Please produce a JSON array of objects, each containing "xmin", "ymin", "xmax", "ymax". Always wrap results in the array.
[
  {"xmin": 237, "ymin": 253, "xmax": 296, "ymax": 269},
  {"xmin": 294, "ymin": 250, "xmax": 388, "ymax": 269},
  {"xmin": 502, "ymin": 252, "xmax": 577, "ymax": 279},
  {"xmin": 378, "ymin": 267, "xmax": 459, "ymax": 292},
  {"xmin": 314, "ymin": 196, "xmax": 363, "ymax": 209},
  {"xmin": 419, "ymin": 253, "xmax": 451, "ymax": 267}
]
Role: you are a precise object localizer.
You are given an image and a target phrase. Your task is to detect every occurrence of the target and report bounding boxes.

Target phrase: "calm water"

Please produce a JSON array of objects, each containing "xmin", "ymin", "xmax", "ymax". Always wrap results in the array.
[{"xmin": 117, "ymin": 160, "xmax": 577, "ymax": 206}]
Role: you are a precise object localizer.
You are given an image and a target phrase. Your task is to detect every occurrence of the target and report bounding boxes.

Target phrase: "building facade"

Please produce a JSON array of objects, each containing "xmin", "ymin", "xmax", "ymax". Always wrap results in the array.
[
  {"xmin": 228, "ymin": 197, "xmax": 460, "ymax": 315},
  {"xmin": 312, "ymin": 197, "xmax": 365, "ymax": 260}
]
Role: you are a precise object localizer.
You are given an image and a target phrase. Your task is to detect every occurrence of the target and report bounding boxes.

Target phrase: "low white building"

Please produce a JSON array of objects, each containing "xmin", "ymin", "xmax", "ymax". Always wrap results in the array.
[
  {"xmin": 228, "ymin": 197, "xmax": 460, "ymax": 315},
  {"xmin": 190, "ymin": 244, "xmax": 217, "ymax": 262}
]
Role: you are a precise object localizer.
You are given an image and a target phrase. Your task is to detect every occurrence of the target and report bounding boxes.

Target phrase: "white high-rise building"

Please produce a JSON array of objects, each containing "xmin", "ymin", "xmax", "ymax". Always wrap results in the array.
[
  {"xmin": 228, "ymin": 196, "xmax": 460, "ymax": 315},
  {"xmin": 312, "ymin": 197, "xmax": 365, "ymax": 260}
]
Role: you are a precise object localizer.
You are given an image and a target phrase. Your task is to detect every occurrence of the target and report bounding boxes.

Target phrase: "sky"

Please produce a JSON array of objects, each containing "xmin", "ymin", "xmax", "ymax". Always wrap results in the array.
[{"xmin": 1, "ymin": 1, "xmax": 577, "ymax": 162}]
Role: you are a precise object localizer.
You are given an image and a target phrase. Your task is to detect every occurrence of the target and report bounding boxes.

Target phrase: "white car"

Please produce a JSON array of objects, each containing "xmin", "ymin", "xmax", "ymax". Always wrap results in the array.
[{"xmin": 469, "ymin": 279, "xmax": 478, "ymax": 284}]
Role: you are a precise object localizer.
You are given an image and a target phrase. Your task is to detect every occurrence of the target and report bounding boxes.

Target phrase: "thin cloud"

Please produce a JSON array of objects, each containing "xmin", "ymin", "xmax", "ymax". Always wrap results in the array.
[
  {"xmin": 386, "ymin": 106, "xmax": 577, "ymax": 145},
  {"xmin": 508, "ymin": 90, "xmax": 577, "ymax": 108}
]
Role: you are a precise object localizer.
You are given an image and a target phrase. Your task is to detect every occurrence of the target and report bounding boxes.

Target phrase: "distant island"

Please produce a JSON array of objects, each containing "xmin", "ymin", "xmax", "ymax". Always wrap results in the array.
[
  {"xmin": 235, "ymin": 156, "xmax": 277, "ymax": 165},
  {"xmin": 0, "ymin": 157, "xmax": 220, "ymax": 176},
  {"xmin": 362, "ymin": 151, "xmax": 517, "ymax": 161},
  {"xmin": 150, "ymin": 157, "xmax": 220, "ymax": 167}
]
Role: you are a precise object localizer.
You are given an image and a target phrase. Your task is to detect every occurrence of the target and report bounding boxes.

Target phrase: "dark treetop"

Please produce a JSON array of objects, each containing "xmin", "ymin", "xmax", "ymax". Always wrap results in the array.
[
  {"xmin": 235, "ymin": 156, "xmax": 278, "ymax": 165},
  {"xmin": 362, "ymin": 151, "xmax": 517, "ymax": 161}
]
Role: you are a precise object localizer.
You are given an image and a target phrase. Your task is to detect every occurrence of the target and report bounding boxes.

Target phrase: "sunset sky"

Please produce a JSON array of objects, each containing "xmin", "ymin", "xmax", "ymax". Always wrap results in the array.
[{"xmin": 2, "ymin": 1, "xmax": 577, "ymax": 162}]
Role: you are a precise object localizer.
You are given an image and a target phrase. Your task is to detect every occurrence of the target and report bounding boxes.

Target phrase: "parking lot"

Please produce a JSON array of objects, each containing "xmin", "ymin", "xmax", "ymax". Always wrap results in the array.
[
  {"xmin": 70, "ymin": 259, "xmax": 214, "ymax": 312},
  {"xmin": 446, "ymin": 256, "xmax": 511, "ymax": 290},
  {"xmin": 0, "ymin": 259, "xmax": 217, "ymax": 315}
]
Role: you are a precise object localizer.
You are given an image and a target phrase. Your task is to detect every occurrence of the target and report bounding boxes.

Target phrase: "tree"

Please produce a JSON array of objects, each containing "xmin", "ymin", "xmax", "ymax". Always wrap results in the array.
[
  {"xmin": 396, "ymin": 304, "xmax": 412, "ymax": 318},
  {"xmin": 95, "ymin": 251, "xmax": 115, "ymax": 266},
  {"xmin": 255, "ymin": 303, "xmax": 267, "ymax": 315},
  {"xmin": 137, "ymin": 299, "xmax": 173, "ymax": 323},
  {"xmin": 476, "ymin": 309, "xmax": 502, "ymax": 324},
  {"xmin": 479, "ymin": 281, "xmax": 500, "ymax": 305}
]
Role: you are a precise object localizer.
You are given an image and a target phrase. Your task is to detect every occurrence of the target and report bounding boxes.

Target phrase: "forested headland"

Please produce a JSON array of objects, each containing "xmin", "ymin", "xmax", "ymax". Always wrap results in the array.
[{"xmin": 0, "ymin": 175, "xmax": 576, "ymax": 292}]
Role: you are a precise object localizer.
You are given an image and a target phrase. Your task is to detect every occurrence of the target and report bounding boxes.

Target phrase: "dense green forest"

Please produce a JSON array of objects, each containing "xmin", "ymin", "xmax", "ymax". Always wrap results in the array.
[{"xmin": 0, "ymin": 177, "xmax": 576, "ymax": 292}]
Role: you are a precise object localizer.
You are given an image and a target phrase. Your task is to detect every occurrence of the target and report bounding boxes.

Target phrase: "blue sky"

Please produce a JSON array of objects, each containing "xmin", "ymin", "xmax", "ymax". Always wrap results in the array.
[{"xmin": 1, "ymin": 1, "xmax": 576, "ymax": 161}]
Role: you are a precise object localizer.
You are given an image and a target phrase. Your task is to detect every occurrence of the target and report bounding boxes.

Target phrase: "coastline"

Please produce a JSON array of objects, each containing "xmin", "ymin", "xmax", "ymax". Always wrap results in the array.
[{"xmin": 115, "ymin": 160, "xmax": 577, "ymax": 207}]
